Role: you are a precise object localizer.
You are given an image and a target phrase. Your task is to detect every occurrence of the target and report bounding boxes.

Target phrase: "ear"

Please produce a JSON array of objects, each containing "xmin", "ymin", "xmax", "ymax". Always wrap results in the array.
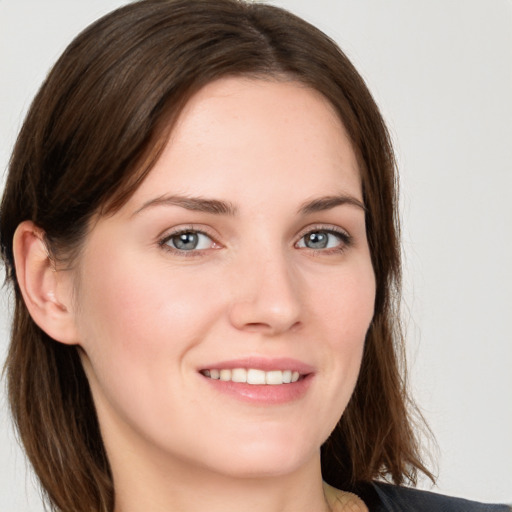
[{"xmin": 13, "ymin": 221, "xmax": 78, "ymax": 345}]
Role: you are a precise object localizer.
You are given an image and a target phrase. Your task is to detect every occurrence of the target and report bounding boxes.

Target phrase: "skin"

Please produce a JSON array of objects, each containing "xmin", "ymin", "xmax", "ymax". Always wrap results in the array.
[{"xmin": 17, "ymin": 77, "xmax": 373, "ymax": 511}]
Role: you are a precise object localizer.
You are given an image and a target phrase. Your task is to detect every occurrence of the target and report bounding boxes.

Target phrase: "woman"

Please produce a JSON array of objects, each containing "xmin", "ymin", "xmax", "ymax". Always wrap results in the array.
[{"xmin": 0, "ymin": 1, "xmax": 509, "ymax": 511}]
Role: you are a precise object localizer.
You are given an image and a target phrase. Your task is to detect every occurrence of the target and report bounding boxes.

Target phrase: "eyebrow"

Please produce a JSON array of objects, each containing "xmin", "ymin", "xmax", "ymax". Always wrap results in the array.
[
  {"xmin": 298, "ymin": 194, "xmax": 366, "ymax": 214},
  {"xmin": 133, "ymin": 195, "xmax": 238, "ymax": 216},
  {"xmin": 133, "ymin": 193, "xmax": 365, "ymax": 217}
]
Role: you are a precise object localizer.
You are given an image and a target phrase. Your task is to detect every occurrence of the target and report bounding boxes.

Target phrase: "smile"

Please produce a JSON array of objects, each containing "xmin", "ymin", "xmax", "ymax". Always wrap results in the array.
[{"xmin": 200, "ymin": 368, "xmax": 302, "ymax": 385}]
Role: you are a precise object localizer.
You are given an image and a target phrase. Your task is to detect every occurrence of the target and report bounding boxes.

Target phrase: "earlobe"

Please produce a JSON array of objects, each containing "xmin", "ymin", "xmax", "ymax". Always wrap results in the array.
[{"xmin": 13, "ymin": 221, "xmax": 78, "ymax": 345}]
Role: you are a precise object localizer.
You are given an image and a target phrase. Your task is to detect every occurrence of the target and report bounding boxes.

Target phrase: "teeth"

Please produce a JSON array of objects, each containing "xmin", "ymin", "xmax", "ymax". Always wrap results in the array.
[
  {"xmin": 231, "ymin": 368, "xmax": 247, "ymax": 383},
  {"xmin": 201, "ymin": 368, "xmax": 304, "ymax": 385},
  {"xmin": 265, "ymin": 370, "xmax": 283, "ymax": 385},
  {"xmin": 219, "ymin": 369, "xmax": 231, "ymax": 381},
  {"xmin": 247, "ymin": 369, "xmax": 266, "ymax": 384}
]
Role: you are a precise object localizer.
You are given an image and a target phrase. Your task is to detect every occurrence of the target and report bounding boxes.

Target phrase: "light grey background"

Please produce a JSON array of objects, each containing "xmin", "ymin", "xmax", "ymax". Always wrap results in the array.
[{"xmin": 1, "ymin": 1, "xmax": 511, "ymax": 510}]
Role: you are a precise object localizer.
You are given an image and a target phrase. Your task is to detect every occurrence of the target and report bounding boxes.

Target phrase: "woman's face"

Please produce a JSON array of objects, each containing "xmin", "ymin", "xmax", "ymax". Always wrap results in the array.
[{"xmin": 72, "ymin": 77, "xmax": 375, "ymax": 479}]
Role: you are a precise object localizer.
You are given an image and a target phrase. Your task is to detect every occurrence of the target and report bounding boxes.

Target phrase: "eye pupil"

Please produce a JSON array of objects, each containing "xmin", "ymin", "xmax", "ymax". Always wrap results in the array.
[
  {"xmin": 172, "ymin": 232, "xmax": 198, "ymax": 250},
  {"xmin": 305, "ymin": 232, "xmax": 328, "ymax": 249}
]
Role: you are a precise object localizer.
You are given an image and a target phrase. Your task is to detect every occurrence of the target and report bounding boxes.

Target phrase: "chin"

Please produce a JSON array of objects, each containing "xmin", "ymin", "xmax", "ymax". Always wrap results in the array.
[
  {"xmin": 209, "ymin": 453, "xmax": 312, "ymax": 480},
  {"xmin": 195, "ymin": 429, "xmax": 320, "ymax": 479}
]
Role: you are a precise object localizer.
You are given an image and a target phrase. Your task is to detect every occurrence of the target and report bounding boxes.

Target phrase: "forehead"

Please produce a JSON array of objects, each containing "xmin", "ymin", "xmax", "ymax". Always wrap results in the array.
[{"xmin": 125, "ymin": 77, "xmax": 362, "ymax": 211}]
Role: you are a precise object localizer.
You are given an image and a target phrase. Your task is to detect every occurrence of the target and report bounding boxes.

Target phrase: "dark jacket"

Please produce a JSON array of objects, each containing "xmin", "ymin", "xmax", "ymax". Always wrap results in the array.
[{"xmin": 355, "ymin": 482, "xmax": 511, "ymax": 511}]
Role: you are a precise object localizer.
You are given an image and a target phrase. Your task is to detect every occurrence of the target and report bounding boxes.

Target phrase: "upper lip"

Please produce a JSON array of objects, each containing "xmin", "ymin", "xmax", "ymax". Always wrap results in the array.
[{"xmin": 198, "ymin": 357, "xmax": 315, "ymax": 375}]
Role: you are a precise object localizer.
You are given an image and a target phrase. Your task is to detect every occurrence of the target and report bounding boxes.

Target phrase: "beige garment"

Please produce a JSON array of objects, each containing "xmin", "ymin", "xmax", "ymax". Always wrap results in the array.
[{"xmin": 323, "ymin": 482, "xmax": 369, "ymax": 512}]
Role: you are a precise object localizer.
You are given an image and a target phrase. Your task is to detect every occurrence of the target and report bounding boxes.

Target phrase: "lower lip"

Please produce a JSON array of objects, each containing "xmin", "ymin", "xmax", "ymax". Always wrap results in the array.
[{"xmin": 200, "ymin": 374, "xmax": 313, "ymax": 404}]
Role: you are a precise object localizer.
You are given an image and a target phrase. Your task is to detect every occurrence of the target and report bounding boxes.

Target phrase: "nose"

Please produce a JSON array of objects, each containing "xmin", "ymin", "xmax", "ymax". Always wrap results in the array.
[{"xmin": 228, "ymin": 251, "xmax": 303, "ymax": 336}]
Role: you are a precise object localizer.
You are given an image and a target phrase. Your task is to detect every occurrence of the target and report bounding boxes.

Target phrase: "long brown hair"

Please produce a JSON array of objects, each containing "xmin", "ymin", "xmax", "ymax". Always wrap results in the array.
[{"xmin": 0, "ymin": 1, "xmax": 433, "ymax": 510}]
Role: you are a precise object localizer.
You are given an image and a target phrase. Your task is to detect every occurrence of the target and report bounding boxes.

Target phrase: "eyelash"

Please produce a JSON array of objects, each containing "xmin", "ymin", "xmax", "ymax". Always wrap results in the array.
[{"xmin": 158, "ymin": 225, "xmax": 352, "ymax": 257}]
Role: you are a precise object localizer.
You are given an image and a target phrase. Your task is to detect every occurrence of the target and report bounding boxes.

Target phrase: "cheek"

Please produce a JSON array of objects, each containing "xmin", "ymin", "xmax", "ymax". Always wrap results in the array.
[
  {"xmin": 73, "ymin": 250, "xmax": 230, "ymax": 443},
  {"xmin": 310, "ymin": 260, "xmax": 375, "ymax": 402},
  {"xmin": 73, "ymin": 249, "xmax": 228, "ymax": 413},
  {"xmin": 77, "ymin": 255, "xmax": 218, "ymax": 352},
  {"xmin": 316, "ymin": 261, "xmax": 375, "ymax": 345}
]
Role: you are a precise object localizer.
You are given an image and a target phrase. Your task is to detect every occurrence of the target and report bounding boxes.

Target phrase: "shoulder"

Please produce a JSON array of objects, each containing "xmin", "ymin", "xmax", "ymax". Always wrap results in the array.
[{"xmin": 356, "ymin": 482, "xmax": 511, "ymax": 512}]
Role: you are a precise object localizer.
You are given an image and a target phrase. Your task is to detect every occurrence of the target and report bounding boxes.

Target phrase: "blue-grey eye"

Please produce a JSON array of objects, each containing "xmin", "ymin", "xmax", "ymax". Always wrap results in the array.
[
  {"xmin": 297, "ymin": 230, "xmax": 345, "ymax": 250},
  {"xmin": 165, "ymin": 231, "xmax": 213, "ymax": 251}
]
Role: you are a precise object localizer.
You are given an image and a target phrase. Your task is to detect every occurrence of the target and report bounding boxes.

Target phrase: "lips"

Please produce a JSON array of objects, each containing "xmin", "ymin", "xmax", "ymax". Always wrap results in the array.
[{"xmin": 198, "ymin": 357, "xmax": 314, "ymax": 404}]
